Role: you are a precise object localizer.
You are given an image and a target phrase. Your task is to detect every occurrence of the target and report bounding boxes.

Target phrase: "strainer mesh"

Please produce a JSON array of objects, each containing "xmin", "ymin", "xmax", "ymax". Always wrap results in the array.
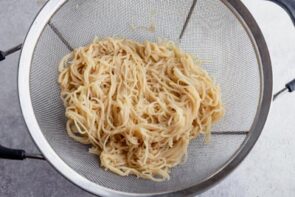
[{"xmin": 30, "ymin": 0, "xmax": 260, "ymax": 194}]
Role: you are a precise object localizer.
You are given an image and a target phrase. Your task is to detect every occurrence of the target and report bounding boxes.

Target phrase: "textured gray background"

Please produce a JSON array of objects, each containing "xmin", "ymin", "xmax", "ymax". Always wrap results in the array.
[{"xmin": 0, "ymin": 0, "xmax": 295, "ymax": 197}]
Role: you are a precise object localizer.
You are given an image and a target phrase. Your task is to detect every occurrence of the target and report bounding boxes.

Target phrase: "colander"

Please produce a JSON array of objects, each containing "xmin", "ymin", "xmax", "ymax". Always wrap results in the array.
[{"xmin": 0, "ymin": 0, "xmax": 295, "ymax": 196}]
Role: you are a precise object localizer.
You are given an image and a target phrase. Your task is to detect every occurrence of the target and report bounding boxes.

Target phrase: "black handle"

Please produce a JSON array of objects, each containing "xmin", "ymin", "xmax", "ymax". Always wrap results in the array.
[
  {"xmin": 0, "ymin": 144, "xmax": 45, "ymax": 160},
  {"xmin": 0, "ymin": 44, "xmax": 22, "ymax": 61},
  {"xmin": 267, "ymin": 0, "xmax": 295, "ymax": 25},
  {"xmin": 269, "ymin": 1, "xmax": 295, "ymax": 100},
  {"xmin": 286, "ymin": 78, "xmax": 295, "ymax": 92},
  {"xmin": 273, "ymin": 78, "xmax": 295, "ymax": 100},
  {"xmin": 0, "ymin": 44, "xmax": 27, "ymax": 160},
  {"xmin": 0, "ymin": 145, "xmax": 26, "ymax": 160},
  {"xmin": 0, "ymin": 44, "xmax": 45, "ymax": 160}
]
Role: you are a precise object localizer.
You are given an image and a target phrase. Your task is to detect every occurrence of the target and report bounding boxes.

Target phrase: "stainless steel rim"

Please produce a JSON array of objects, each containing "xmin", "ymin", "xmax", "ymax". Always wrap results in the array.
[{"xmin": 18, "ymin": 0, "xmax": 272, "ymax": 196}]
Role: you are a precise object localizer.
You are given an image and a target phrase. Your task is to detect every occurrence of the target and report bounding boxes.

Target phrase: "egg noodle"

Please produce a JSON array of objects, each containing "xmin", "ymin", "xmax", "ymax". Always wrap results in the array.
[{"xmin": 58, "ymin": 37, "xmax": 224, "ymax": 181}]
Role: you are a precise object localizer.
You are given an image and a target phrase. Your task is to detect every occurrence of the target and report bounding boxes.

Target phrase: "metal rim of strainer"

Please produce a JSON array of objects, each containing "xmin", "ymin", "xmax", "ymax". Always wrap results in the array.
[{"xmin": 18, "ymin": 0, "xmax": 273, "ymax": 196}]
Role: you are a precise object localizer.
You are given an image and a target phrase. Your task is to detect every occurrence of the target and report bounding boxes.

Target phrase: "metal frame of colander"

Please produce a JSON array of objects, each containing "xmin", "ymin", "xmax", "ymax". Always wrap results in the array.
[{"xmin": 17, "ymin": 0, "xmax": 272, "ymax": 196}]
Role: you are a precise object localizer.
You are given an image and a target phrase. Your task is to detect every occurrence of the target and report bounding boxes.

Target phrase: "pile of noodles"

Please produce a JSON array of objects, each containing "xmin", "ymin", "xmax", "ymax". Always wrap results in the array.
[{"xmin": 58, "ymin": 37, "xmax": 224, "ymax": 181}]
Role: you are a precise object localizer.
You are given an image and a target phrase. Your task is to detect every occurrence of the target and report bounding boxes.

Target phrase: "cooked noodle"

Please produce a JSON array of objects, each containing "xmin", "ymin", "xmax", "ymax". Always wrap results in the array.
[{"xmin": 58, "ymin": 37, "xmax": 224, "ymax": 181}]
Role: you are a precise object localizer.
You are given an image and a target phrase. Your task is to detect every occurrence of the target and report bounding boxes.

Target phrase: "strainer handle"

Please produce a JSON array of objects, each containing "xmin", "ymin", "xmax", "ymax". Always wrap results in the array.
[
  {"xmin": 268, "ymin": 0, "xmax": 295, "ymax": 25},
  {"xmin": 0, "ymin": 44, "xmax": 45, "ymax": 160},
  {"xmin": 267, "ymin": 0, "xmax": 295, "ymax": 100},
  {"xmin": 0, "ymin": 144, "xmax": 44, "ymax": 160},
  {"xmin": 0, "ymin": 44, "xmax": 22, "ymax": 61},
  {"xmin": 273, "ymin": 79, "xmax": 295, "ymax": 100},
  {"xmin": 0, "ymin": 145, "xmax": 25, "ymax": 160}
]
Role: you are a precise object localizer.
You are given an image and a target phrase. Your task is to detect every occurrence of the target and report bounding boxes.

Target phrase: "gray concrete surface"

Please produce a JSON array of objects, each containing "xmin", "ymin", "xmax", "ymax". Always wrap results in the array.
[{"xmin": 0, "ymin": 0, "xmax": 295, "ymax": 197}]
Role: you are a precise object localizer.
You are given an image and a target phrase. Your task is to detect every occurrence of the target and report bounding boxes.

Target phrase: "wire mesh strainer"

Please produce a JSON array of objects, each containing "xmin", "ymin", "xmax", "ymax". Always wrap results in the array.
[{"xmin": 1, "ymin": 0, "xmax": 294, "ymax": 196}]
